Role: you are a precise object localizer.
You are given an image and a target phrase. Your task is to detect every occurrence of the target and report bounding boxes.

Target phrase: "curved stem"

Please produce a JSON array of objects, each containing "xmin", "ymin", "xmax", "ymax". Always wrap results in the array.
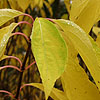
[
  {"xmin": 19, "ymin": 84, "xmax": 34, "ymax": 100},
  {"xmin": 11, "ymin": 32, "xmax": 30, "ymax": 42},
  {"xmin": 4, "ymin": 56, "xmax": 22, "ymax": 68},
  {"xmin": 25, "ymin": 61, "xmax": 36, "ymax": 71},
  {"xmin": 0, "ymin": 90, "xmax": 15, "ymax": 98},
  {"xmin": 17, "ymin": 21, "xmax": 32, "ymax": 28},
  {"xmin": 20, "ymin": 84, "xmax": 33, "ymax": 91},
  {"xmin": 46, "ymin": 18, "xmax": 55, "ymax": 23},
  {"xmin": 0, "ymin": 65, "xmax": 22, "ymax": 72},
  {"xmin": 19, "ymin": 14, "xmax": 34, "ymax": 24}
]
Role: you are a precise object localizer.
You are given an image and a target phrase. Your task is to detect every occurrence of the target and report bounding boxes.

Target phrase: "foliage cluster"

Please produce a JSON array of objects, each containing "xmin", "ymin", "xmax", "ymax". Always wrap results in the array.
[{"xmin": 0, "ymin": 0, "xmax": 100, "ymax": 100}]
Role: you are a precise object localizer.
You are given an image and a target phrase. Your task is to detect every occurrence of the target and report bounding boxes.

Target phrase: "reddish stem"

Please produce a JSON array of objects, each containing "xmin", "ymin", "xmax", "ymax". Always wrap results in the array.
[
  {"xmin": 0, "ymin": 90, "xmax": 15, "ymax": 98},
  {"xmin": 17, "ymin": 21, "xmax": 32, "ymax": 28},
  {"xmin": 46, "ymin": 18, "xmax": 55, "ymax": 23},
  {"xmin": 20, "ymin": 84, "xmax": 33, "ymax": 91},
  {"xmin": 19, "ymin": 14, "xmax": 34, "ymax": 24},
  {"xmin": 4, "ymin": 56, "xmax": 22, "ymax": 68},
  {"xmin": 19, "ymin": 84, "xmax": 34, "ymax": 100},
  {"xmin": 25, "ymin": 61, "xmax": 36, "ymax": 71},
  {"xmin": 11, "ymin": 32, "xmax": 30, "ymax": 42},
  {"xmin": 0, "ymin": 65, "xmax": 22, "ymax": 72}
]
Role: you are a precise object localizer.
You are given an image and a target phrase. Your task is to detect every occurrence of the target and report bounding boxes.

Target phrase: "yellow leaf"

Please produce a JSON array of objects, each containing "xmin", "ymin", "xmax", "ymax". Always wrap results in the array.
[
  {"xmin": 8, "ymin": 0, "xmax": 22, "ymax": 11},
  {"xmin": 0, "ymin": 9, "xmax": 23, "ymax": 26},
  {"xmin": 70, "ymin": 0, "xmax": 100, "ymax": 33},
  {"xmin": 64, "ymin": 0, "xmax": 71, "ymax": 14},
  {"xmin": 44, "ymin": 1, "xmax": 53, "ymax": 17},
  {"xmin": 48, "ymin": 0, "xmax": 55, "ymax": 4},
  {"xmin": 93, "ymin": 26, "xmax": 100, "ymax": 36},
  {"xmin": 0, "ymin": 55, "xmax": 8, "ymax": 61},
  {"xmin": 0, "ymin": 23, "xmax": 18, "ymax": 58},
  {"xmin": 40, "ymin": 9, "xmax": 46, "ymax": 17},
  {"xmin": 53, "ymin": 19, "xmax": 100, "ymax": 93},
  {"xmin": 39, "ymin": 0, "xmax": 44, "ymax": 8},
  {"xmin": 17, "ymin": 0, "xmax": 31, "ymax": 12},
  {"xmin": 61, "ymin": 34, "xmax": 100, "ymax": 100},
  {"xmin": 30, "ymin": 0, "xmax": 39, "ymax": 9}
]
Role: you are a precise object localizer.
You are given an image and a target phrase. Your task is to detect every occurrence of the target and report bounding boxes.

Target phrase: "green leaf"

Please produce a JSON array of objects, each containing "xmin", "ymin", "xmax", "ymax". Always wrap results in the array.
[
  {"xmin": 70, "ymin": 0, "xmax": 100, "ymax": 33},
  {"xmin": 53, "ymin": 19, "xmax": 100, "ymax": 92},
  {"xmin": 28, "ymin": 83, "xmax": 68, "ymax": 100},
  {"xmin": 0, "ymin": 9, "xmax": 23, "ymax": 26},
  {"xmin": 0, "ymin": 23, "xmax": 18, "ymax": 58},
  {"xmin": 31, "ymin": 18, "xmax": 67, "ymax": 99},
  {"xmin": 59, "ymin": 31, "xmax": 100, "ymax": 100}
]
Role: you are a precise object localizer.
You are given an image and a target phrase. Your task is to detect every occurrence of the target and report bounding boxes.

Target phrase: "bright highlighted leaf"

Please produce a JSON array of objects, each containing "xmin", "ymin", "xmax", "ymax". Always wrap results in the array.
[
  {"xmin": 0, "ymin": 9, "xmax": 23, "ymax": 26},
  {"xmin": 31, "ymin": 18, "xmax": 67, "ymax": 99},
  {"xmin": 0, "ymin": 23, "xmax": 18, "ymax": 59},
  {"xmin": 53, "ymin": 19, "xmax": 100, "ymax": 92},
  {"xmin": 70, "ymin": 0, "xmax": 100, "ymax": 33},
  {"xmin": 59, "ymin": 32, "xmax": 100, "ymax": 100}
]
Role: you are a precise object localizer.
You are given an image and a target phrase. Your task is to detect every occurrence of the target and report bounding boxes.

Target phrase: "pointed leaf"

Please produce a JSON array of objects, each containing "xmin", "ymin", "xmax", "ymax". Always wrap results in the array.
[
  {"xmin": 0, "ymin": 9, "xmax": 23, "ymax": 26},
  {"xmin": 53, "ymin": 19, "xmax": 100, "ymax": 92},
  {"xmin": 28, "ymin": 83, "xmax": 68, "ymax": 100},
  {"xmin": 0, "ymin": 23, "xmax": 18, "ymax": 58},
  {"xmin": 31, "ymin": 18, "xmax": 67, "ymax": 99}
]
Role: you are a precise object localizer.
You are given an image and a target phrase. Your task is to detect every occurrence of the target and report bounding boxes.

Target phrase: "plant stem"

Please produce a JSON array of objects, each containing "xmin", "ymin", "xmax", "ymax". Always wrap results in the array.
[{"xmin": 15, "ymin": 42, "xmax": 31, "ymax": 99}]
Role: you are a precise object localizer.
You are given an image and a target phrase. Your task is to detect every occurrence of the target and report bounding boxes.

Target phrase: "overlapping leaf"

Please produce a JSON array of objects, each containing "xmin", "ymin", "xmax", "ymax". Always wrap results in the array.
[
  {"xmin": 53, "ymin": 19, "xmax": 100, "ymax": 92},
  {"xmin": 31, "ymin": 18, "xmax": 67, "ymax": 99},
  {"xmin": 0, "ymin": 23, "xmax": 18, "ymax": 59},
  {"xmin": 0, "ymin": 9, "xmax": 23, "ymax": 26},
  {"xmin": 58, "ymin": 31, "xmax": 100, "ymax": 100},
  {"xmin": 70, "ymin": 0, "xmax": 100, "ymax": 33}
]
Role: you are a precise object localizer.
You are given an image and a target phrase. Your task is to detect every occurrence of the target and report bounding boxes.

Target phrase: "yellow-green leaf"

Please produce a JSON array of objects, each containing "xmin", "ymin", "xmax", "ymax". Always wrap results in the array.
[
  {"xmin": 0, "ymin": 9, "xmax": 23, "ymax": 26},
  {"xmin": 53, "ymin": 19, "xmax": 100, "ymax": 92},
  {"xmin": 31, "ymin": 18, "xmax": 67, "ymax": 99},
  {"xmin": 0, "ymin": 23, "xmax": 18, "ymax": 58},
  {"xmin": 70, "ymin": 0, "xmax": 100, "ymax": 33}
]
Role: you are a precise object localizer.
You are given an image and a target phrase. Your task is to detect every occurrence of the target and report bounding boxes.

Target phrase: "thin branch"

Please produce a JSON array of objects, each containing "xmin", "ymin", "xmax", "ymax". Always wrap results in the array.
[
  {"xmin": 11, "ymin": 32, "xmax": 30, "ymax": 42},
  {"xmin": 0, "ymin": 90, "xmax": 15, "ymax": 98},
  {"xmin": 19, "ymin": 14, "xmax": 34, "ymax": 24},
  {"xmin": 25, "ymin": 61, "xmax": 36, "ymax": 71},
  {"xmin": 0, "ymin": 65, "xmax": 22, "ymax": 72},
  {"xmin": 17, "ymin": 21, "xmax": 32, "ymax": 28},
  {"xmin": 3, "ymin": 56, "xmax": 22, "ymax": 68}
]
